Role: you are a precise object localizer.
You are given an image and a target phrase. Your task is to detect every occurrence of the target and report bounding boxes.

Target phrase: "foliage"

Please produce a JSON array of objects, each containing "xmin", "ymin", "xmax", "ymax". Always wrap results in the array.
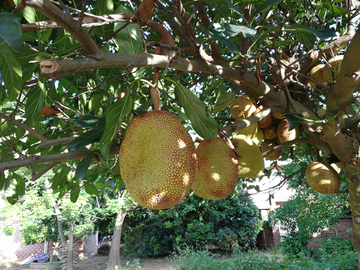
[
  {"xmin": 122, "ymin": 188, "xmax": 261, "ymax": 258},
  {"xmin": 269, "ymin": 186, "xmax": 350, "ymax": 255},
  {"xmin": 174, "ymin": 247, "xmax": 359, "ymax": 270},
  {"xmin": 0, "ymin": 172, "xmax": 120, "ymax": 244}
]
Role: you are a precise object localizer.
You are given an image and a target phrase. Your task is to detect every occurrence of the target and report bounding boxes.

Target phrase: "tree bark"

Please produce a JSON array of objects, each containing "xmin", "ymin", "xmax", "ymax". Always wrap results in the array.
[
  {"xmin": 66, "ymin": 222, "xmax": 74, "ymax": 270},
  {"xmin": 106, "ymin": 196, "xmax": 127, "ymax": 270}
]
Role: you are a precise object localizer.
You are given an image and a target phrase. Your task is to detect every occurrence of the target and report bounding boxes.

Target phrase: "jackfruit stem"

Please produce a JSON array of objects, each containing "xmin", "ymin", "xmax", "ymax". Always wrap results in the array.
[{"xmin": 150, "ymin": 87, "xmax": 161, "ymax": 111}]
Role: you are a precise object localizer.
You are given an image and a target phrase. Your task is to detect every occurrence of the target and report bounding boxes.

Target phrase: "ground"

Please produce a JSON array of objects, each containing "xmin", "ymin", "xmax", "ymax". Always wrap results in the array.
[
  {"xmin": 0, "ymin": 252, "xmax": 282, "ymax": 269},
  {"xmin": 0, "ymin": 255, "xmax": 178, "ymax": 269}
]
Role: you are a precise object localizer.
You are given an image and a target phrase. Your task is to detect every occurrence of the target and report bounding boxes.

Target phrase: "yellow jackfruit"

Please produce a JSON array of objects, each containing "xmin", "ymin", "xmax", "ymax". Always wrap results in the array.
[
  {"xmin": 232, "ymin": 135, "xmax": 264, "ymax": 179},
  {"xmin": 119, "ymin": 110, "xmax": 197, "ymax": 209},
  {"xmin": 237, "ymin": 122, "xmax": 258, "ymax": 139},
  {"xmin": 277, "ymin": 119, "xmax": 300, "ymax": 144},
  {"xmin": 253, "ymin": 128, "xmax": 264, "ymax": 146},
  {"xmin": 261, "ymin": 139, "xmax": 282, "ymax": 160},
  {"xmin": 230, "ymin": 95, "xmax": 257, "ymax": 119},
  {"xmin": 192, "ymin": 138, "xmax": 238, "ymax": 200},
  {"xmin": 306, "ymin": 161, "xmax": 341, "ymax": 194}
]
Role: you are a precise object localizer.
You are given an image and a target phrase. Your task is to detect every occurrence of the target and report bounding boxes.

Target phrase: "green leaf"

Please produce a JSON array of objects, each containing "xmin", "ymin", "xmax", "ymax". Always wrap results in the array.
[
  {"xmin": 0, "ymin": 12, "xmax": 23, "ymax": 53},
  {"xmin": 253, "ymin": 0, "xmax": 282, "ymax": 18},
  {"xmin": 223, "ymin": 0, "xmax": 245, "ymax": 20},
  {"xmin": 224, "ymin": 24, "xmax": 257, "ymax": 38},
  {"xmin": 286, "ymin": 24, "xmax": 337, "ymax": 41},
  {"xmin": 0, "ymin": 43, "xmax": 22, "ymax": 101},
  {"xmin": 85, "ymin": 183, "xmax": 100, "ymax": 196},
  {"xmin": 114, "ymin": 6, "xmax": 142, "ymax": 55},
  {"xmin": 70, "ymin": 183, "xmax": 80, "ymax": 203},
  {"xmin": 21, "ymin": 7, "xmax": 37, "ymax": 24},
  {"xmin": 73, "ymin": 116, "xmax": 106, "ymax": 129},
  {"xmin": 68, "ymin": 127, "xmax": 105, "ymax": 152},
  {"xmin": 25, "ymin": 79, "xmax": 46, "ymax": 127},
  {"xmin": 13, "ymin": 173, "xmax": 25, "ymax": 196},
  {"xmin": 75, "ymin": 153, "xmax": 94, "ymax": 181},
  {"xmin": 204, "ymin": 28, "xmax": 241, "ymax": 53},
  {"xmin": 100, "ymin": 91, "xmax": 132, "ymax": 160},
  {"xmin": 97, "ymin": 0, "xmax": 114, "ymax": 15},
  {"xmin": 294, "ymin": 30, "xmax": 315, "ymax": 47},
  {"xmin": 175, "ymin": 84, "xmax": 218, "ymax": 140},
  {"xmin": 214, "ymin": 86, "xmax": 236, "ymax": 114},
  {"xmin": 283, "ymin": 113, "xmax": 305, "ymax": 131}
]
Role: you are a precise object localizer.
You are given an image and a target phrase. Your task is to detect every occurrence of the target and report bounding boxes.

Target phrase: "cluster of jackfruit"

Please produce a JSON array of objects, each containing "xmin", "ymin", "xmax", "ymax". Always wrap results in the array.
[
  {"xmin": 118, "ymin": 95, "xmax": 304, "ymax": 210},
  {"xmin": 230, "ymin": 95, "xmax": 300, "ymax": 164}
]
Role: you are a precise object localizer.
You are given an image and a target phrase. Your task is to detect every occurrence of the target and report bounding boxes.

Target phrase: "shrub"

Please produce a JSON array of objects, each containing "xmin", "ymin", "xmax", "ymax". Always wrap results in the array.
[{"xmin": 122, "ymin": 189, "xmax": 261, "ymax": 257}]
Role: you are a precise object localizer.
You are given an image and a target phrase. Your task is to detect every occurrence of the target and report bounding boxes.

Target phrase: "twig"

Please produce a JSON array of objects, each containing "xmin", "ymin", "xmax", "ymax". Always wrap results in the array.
[{"xmin": 0, "ymin": 112, "xmax": 47, "ymax": 142}]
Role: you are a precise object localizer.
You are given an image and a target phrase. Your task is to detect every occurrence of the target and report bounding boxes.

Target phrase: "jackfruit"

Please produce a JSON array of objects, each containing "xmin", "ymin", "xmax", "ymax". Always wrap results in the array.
[
  {"xmin": 192, "ymin": 138, "xmax": 238, "ymax": 200},
  {"xmin": 230, "ymin": 95, "xmax": 256, "ymax": 119},
  {"xmin": 261, "ymin": 139, "xmax": 282, "ymax": 160},
  {"xmin": 308, "ymin": 55, "xmax": 343, "ymax": 89},
  {"xmin": 232, "ymin": 135, "xmax": 264, "ymax": 179},
  {"xmin": 119, "ymin": 110, "xmax": 197, "ymax": 209},
  {"xmin": 263, "ymin": 128, "xmax": 278, "ymax": 140},
  {"xmin": 237, "ymin": 122, "xmax": 258, "ymax": 139},
  {"xmin": 306, "ymin": 161, "xmax": 341, "ymax": 194},
  {"xmin": 253, "ymin": 128, "xmax": 264, "ymax": 146},
  {"xmin": 258, "ymin": 112, "xmax": 273, "ymax": 129},
  {"xmin": 277, "ymin": 119, "xmax": 300, "ymax": 143}
]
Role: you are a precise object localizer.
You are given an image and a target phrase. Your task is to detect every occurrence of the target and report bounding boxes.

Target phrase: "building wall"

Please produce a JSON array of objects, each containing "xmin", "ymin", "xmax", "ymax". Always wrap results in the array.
[{"xmin": 0, "ymin": 220, "xmax": 49, "ymax": 262}]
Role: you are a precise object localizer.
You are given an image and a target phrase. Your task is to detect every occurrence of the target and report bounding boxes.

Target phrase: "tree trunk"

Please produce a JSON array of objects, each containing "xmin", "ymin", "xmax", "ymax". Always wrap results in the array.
[
  {"xmin": 66, "ymin": 222, "xmax": 74, "ymax": 270},
  {"xmin": 45, "ymin": 179, "xmax": 66, "ymax": 243},
  {"xmin": 106, "ymin": 202, "xmax": 127, "ymax": 270}
]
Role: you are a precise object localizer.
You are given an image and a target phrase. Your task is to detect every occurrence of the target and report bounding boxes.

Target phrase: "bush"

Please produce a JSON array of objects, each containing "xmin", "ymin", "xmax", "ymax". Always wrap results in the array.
[
  {"xmin": 174, "ymin": 247, "xmax": 359, "ymax": 270},
  {"xmin": 122, "ymin": 189, "xmax": 261, "ymax": 257}
]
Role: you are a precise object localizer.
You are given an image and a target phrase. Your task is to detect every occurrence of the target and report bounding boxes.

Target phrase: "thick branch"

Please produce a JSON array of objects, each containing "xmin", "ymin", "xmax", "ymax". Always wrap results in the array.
[
  {"xmin": 21, "ymin": 0, "xmax": 103, "ymax": 58},
  {"xmin": 0, "ymin": 145, "xmax": 120, "ymax": 172}
]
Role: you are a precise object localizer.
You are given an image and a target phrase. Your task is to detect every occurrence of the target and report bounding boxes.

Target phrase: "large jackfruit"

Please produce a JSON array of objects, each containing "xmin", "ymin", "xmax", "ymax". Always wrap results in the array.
[
  {"xmin": 192, "ymin": 138, "xmax": 238, "ymax": 200},
  {"xmin": 119, "ymin": 110, "xmax": 197, "ymax": 209},
  {"xmin": 232, "ymin": 135, "xmax": 264, "ymax": 179},
  {"xmin": 306, "ymin": 161, "xmax": 341, "ymax": 194}
]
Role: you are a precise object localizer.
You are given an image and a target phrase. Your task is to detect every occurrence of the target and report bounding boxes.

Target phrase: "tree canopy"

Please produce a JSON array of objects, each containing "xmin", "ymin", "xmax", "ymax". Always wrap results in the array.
[{"xmin": 1, "ymin": 0, "xmax": 360, "ymax": 265}]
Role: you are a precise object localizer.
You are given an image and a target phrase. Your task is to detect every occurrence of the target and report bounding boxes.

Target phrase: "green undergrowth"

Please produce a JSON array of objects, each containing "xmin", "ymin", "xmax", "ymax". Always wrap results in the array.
[{"xmin": 174, "ymin": 246, "xmax": 359, "ymax": 270}]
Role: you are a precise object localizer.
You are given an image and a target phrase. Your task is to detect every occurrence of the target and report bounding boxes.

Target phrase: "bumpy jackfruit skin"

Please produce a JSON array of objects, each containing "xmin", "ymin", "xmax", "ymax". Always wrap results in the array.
[
  {"xmin": 306, "ymin": 161, "xmax": 341, "ymax": 194},
  {"xmin": 232, "ymin": 135, "xmax": 264, "ymax": 179},
  {"xmin": 192, "ymin": 138, "xmax": 238, "ymax": 200},
  {"xmin": 119, "ymin": 110, "xmax": 197, "ymax": 209}
]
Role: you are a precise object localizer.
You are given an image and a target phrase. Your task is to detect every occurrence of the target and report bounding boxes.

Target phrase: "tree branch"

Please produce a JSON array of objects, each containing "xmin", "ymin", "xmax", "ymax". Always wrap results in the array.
[
  {"xmin": 0, "ymin": 112, "xmax": 46, "ymax": 142},
  {"xmin": 21, "ymin": 0, "xmax": 103, "ymax": 59},
  {"xmin": 0, "ymin": 145, "xmax": 120, "ymax": 172}
]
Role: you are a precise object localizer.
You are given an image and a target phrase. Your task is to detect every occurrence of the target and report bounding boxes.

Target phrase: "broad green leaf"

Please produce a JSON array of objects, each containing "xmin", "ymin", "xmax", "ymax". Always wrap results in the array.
[
  {"xmin": 286, "ymin": 24, "xmax": 337, "ymax": 41},
  {"xmin": 73, "ymin": 116, "xmax": 106, "ymax": 129},
  {"xmin": 75, "ymin": 153, "xmax": 94, "ymax": 180},
  {"xmin": 13, "ymin": 173, "xmax": 25, "ymax": 196},
  {"xmin": 175, "ymin": 84, "xmax": 218, "ymax": 140},
  {"xmin": 204, "ymin": 28, "xmax": 241, "ymax": 54},
  {"xmin": 85, "ymin": 182, "xmax": 100, "ymax": 196},
  {"xmin": 283, "ymin": 113, "xmax": 305, "ymax": 130},
  {"xmin": 68, "ymin": 126, "xmax": 105, "ymax": 152},
  {"xmin": 253, "ymin": 0, "xmax": 282, "ymax": 18},
  {"xmin": 294, "ymin": 30, "xmax": 315, "ymax": 47},
  {"xmin": 225, "ymin": 24, "xmax": 257, "ymax": 38},
  {"xmin": 0, "ymin": 12, "xmax": 22, "ymax": 52},
  {"xmin": 114, "ymin": 6, "xmax": 141, "ymax": 55},
  {"xmin": 70, "ymin": 183, "xmax": 80, "ymax": 203},
  {"xmin": 224, "ymin": 0, "xmax": 245, "ymax": 20},
  {"xmin": 0, "ymin": 43, "xmax": 22, "ymax": 101},
  {"xmin": 25, "ymin": 79, "xmax": 46, "ymax": 127},
  {"xmin": 100, "ymin": 91, "xmax": 132, "ymax": 160},
  {"xmin": 97, "ymin": 0, "xmax": 114, "ymax": 15},
  {"xmin": 21, "ymin": 7, "xmax": 37, "ymax": 24},
  {"xmin": 214, "ymin": 86, "xmax": 236, "ymax": 114}
]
